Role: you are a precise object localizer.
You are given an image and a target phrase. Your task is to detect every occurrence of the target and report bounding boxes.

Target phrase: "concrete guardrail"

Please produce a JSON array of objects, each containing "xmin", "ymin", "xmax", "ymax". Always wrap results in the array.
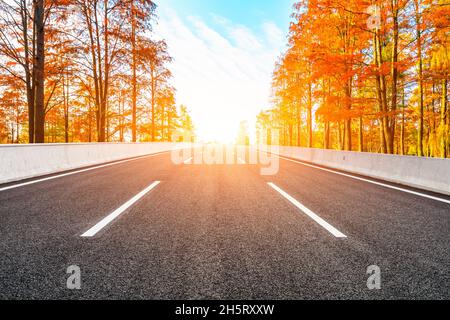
[
  {"xmin": 1, "ymin": 143, "xmax": 449, "ymax": 195},
  {"xmin": 259, "ymin": 145, "xmax": 450, "ymax": 196},
  {"xmin": 0, "ymin": 142, "xmax": 187, "ymax": 185}
]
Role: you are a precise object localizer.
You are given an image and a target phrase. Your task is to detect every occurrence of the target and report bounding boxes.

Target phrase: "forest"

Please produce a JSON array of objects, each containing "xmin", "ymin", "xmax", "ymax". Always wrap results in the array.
[
  {"xmin": 0, "ymin": 0, "xmax": 194, "ymax": 144},
  {"xmin": 257, "ymin": 0, "xmax": 449, "ymax": 158}
]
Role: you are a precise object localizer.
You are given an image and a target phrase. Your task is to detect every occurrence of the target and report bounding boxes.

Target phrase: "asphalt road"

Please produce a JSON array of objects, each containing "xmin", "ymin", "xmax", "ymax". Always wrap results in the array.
[{"xmin": 0, "ymin": 147, "xmax": 449, "ymax": 299}]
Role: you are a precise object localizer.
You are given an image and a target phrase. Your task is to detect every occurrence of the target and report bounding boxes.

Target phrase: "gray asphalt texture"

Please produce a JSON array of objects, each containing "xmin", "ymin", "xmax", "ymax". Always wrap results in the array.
[{"xmin": 0, "ymin": 148, "xmax": 449, "ymax": 300}]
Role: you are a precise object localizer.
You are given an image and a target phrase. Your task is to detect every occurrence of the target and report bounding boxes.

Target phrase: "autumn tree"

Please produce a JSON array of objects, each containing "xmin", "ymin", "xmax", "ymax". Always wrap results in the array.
[
  {"xmin": 0, "ymin": 0, "xmax": 61, "ymax": 142},
  {"xmin": 260, "ymin": 0, "xmax": 448, "ymax": 158},
  {"xmin": 127, "ymin": 0, "xmax": 156, "ymax": 142},
  {"xmin": 142, "ymin": 39, "xmax": 172, "ymax": 141},
  {"xmin": 0, "ymin": 1, "xmax": 192, "ymax": 144}
]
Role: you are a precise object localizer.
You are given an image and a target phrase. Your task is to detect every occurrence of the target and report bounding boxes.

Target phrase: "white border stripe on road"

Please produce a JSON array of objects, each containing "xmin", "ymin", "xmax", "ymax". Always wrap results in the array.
[
  {"xmin": 81, "ymin": 181, "xmax": 161, "ymax": 237},
  {"xmin": 276, "ymin": 155, "xmax": 450, "ymax": 205},
  {"xmin": 268, "ymin": 182, "xmax": 347, "ymax": 238},
  {"xmin": 0, "ymin": 152, "xmax": 168, "ymax": 192}
]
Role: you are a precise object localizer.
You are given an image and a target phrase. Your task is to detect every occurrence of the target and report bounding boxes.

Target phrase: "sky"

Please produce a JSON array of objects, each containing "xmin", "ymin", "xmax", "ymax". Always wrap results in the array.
[{"xmin": 154, "ymin": 0, "xmax": 296, "ymax": 142}]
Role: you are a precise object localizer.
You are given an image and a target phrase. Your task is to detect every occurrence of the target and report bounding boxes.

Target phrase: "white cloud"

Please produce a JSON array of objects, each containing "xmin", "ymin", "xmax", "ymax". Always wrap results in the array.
[
  {"xmin": 263, "ymin": 21, "xmax": 286, "ymax": 47},
  {"xmin": 154, "ymin": 7, "xmax": 285, "ymax": 142}
]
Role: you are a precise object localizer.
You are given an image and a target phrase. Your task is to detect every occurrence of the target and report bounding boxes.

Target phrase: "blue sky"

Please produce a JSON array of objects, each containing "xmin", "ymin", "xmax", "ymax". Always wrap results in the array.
[
  {"xmin": 162, "ymin": 0, "xmax": 294, "ymax": 33},
  {"xmin": 154, "ymin": 0, "xmax": 296, "ymax": 142}
]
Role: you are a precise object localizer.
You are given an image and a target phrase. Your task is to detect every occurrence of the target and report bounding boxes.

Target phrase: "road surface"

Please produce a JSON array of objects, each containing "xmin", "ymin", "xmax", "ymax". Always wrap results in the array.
[{"xmin": 0, "ymin": 147, "xmax": 449, "ymax": 299}]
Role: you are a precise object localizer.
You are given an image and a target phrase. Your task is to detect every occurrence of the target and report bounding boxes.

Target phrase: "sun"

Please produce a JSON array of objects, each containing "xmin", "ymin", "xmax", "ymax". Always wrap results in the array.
[
  {"xmin": 192, "ymin": 111, "xmax": 255, "ymax": 144},
  {"xmin": 195, "ymin": 121, "xmax": 239, "ymax": 144}
]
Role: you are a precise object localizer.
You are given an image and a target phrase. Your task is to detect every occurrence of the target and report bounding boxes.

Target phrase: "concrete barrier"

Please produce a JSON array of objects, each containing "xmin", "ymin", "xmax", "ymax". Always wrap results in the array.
[
  {"xmin": 259, "ymin": 146, "xmax": 450, "ymax": 195},
  {"xmin": 0, "ymin": 143, "xmax": 188, "ymax": 184}
]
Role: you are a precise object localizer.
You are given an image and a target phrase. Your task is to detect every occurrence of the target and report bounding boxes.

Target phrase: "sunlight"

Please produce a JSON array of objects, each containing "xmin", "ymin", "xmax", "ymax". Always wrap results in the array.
[
  {"xmin": 194, "ymin": 114, "xmax": 242, "ymax": 143},
  {"xmin": 196, "ymin": 127, "xmax": 237, "ymax": 144},
  {"xmin": 155, "ymin": 5, "xmax": 284, "ymax": 145}
]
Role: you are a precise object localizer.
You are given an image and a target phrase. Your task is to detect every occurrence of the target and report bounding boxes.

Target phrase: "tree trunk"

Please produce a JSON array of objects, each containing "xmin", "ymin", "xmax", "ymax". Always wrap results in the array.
[
  {"xmin": 131, "ymin": 0, "xmax": 137, "ymax": 142},
  {"xmin": 296, "ymin": 101, "xmax": 301, "ymax": 147},
  {"xmin": 390, "ymin": 0, "xmax": 399, "ymax": 154},
  {"xmin": 338, "ymin": 121, "xmax": 343, "ymax": 150},
  {"xmin": 415, "ymin": 0, "xmax": 424, "ymax": 156},
  {"xmin": 358, "ymin": 116, "xmax": 363, "ymax": 152},
  {"xmin": 323, "ymin": 80, "xmax": 330, "ymax": 149},
  {"xmin": 151, "ymin": 70, "xmax": 156, "ymax": 142},
  {"xmin": 20, "ymin": 0, "xmax": 35, "ymax": 143},
  {"xmin": 440, "ymin": 77, "xmax": 448, "ymax": 158},
  {"xmin": 373, "ymin": 32, "xmax": 386, "ymax": 153},
  {"xmin": 88, "ymin": 100, "xmax": 92, "ymax": 143},
  {"xmin": 64, "ymin": 66, "xmax": 70, "ymax": 143},
  {"xmin": 33, "ymin": 0, "xmax": 45, "ymax": 143},
  {"xmin": 84, "ymin": 2, "xmax": 102, "ymax": 142},
  {"xmin": 324, "ymin": 121, "xmax": 330, "ymax": 149},
  {"xmin": 167, "ymin": 111, "xmax": 172, "ymax": 142},
  {"xmin": 401, "ymin": 84, "xmax": 406, "ymax": 155},
  {"xmin": 344, "ymin": 81, "xmax": 352, "ymax": 151},
  {"xmin": 378, "ymin": 35, "xmax": 393, "ymax": 154},
  {"xmin": 307, "ymin": 82, "xmax": 313, "ymax": 148},
  {"xmin": 289, "ymin": 123, "xmax": 293, "ymax": 146},
  {"xmin": 99, "ymin": 0, "xmax": 109, "ymax": 142},
  {"xmin": 92, "ymin": 2, "xmax": 106, "ymax": 142},
  {"xmin": 15, "ymin": 109, "xmax": 20, "ymax": 143},
  {"xmin": 161, "ymin": 105, "xmax": 165, "ymax": 141}
]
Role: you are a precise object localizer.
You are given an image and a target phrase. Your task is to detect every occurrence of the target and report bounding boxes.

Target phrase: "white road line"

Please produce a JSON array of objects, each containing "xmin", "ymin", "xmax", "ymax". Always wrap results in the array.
[
  {"xmin": 274, "ymin": 155, "xmax": 450, "ymax": 205},
  {"xmin": 81, "ymin": 181, "xmax": 161, "ymax": 237},
  {"xmin": 0, "ymin": 152, "xmax": 168, "ymax": 192},
  {"xmin": 268, "ymin": 182, "xmax": 347, "ymax": 238},
  {"xmin": 184, "ymin": 157, "xmax": 193, "ymax": 164}
]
